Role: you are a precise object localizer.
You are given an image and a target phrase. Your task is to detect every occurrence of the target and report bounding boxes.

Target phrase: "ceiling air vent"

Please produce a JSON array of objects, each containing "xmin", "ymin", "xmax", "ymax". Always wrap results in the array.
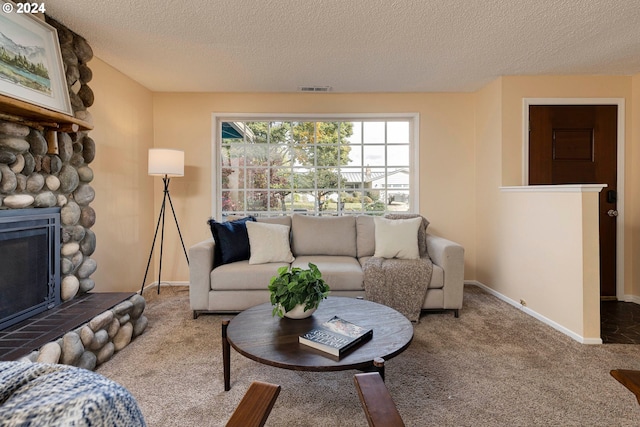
[{"xmin": 298, "ymin": 86, "xmax": 332, "ymax": 92}]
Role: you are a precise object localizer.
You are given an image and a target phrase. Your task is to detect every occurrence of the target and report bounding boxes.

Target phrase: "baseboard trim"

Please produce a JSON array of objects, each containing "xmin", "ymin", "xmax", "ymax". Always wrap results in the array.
[
  {"xmin": 465, "ymin": 280, "xmax": 602, "ymax": 345},
  {"xmin": 623, "ymin": 294, "xmax": 640, "ymax": 305},
  {"xmin": 140, "ymin": 281, "xmax": 190, "ymax": 294}
]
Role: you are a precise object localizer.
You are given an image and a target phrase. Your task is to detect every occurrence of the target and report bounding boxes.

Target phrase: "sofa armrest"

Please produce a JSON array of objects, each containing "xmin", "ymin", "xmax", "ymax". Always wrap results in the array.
[
  {"xmin": 189, "ymin": 238, "xmax": 215, "ymax": 313},
  {"xmin": 426, "ymin": 234, "xmax": 464, "ymax": 310}
]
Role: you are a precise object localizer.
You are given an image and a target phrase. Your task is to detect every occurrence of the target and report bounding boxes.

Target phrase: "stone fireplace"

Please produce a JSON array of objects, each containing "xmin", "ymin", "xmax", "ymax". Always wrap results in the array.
[
  {"xmin": 0, "ymin": 16, "xmax": 97, "ymax": 303},
  {"xmin": 0, "ymin": 17, "xmax": 147, "ymax": 369}
]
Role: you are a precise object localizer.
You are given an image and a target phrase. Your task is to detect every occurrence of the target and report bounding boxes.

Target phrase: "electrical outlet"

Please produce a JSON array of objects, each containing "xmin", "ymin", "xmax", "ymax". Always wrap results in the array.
[{"xmin": 520, "ymin": 299, "xmax": 527, "ymax": 307}]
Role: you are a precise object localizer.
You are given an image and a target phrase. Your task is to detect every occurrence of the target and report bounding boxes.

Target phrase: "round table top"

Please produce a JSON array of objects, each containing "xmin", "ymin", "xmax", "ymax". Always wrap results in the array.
[{"xmin": 226, "ymin": 296, "xmax": 414, "ymax": 371}]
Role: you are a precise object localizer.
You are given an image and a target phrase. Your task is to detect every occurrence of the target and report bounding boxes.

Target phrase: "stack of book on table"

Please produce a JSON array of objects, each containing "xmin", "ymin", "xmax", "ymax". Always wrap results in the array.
[{"xmin": 299, "ymin": 315, "xmax": 373, "ymax": 357}]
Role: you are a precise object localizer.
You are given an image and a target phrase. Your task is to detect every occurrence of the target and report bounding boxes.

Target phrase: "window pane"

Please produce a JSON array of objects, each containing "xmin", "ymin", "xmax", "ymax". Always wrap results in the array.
[
  {"xmin": 387, "ymin": 190, "xmax": 410, "ymax": 212},
  {"xmin": 221, "ymin": 168, "xmax": 241, "ymax": 190},
  {"xmin": 387, "ymin": 145, "xmax": 409, "ymax": 166},
  {"xmin": 387, "ymin": 121, "xmax": 410, "ymax": 144},
  {"xmin": 221, "ymin": 122, "xmax": 245, "ymax": 142},
  {"xmin": 246, "ymin": 168, "xmax": 267, "ymax": 189},
  {"xmin": 341, "ymin": 167, "xmax": 363, "ymax": 190},
  {"xmin": 270, "ymin": 168, "xmax": 292, "ymax": 190},
  {"xmin": 220, "ymin": 145, "xmax": 231, "ymax": 164},
  {"xmin": 292, "ymin": 146, "xmax": 313, "ymax": 167},
  {"xmin": 316, "ymin": 168, "xmax": 340, "ymax": 189},
  {"xmin": 290, "ymin": 192, "xmax": 314, "ymax": 212},
  {"xmin": 387, "ymin": 168, "xmax": 410, "ymax": 189},
  {"xmin": 365, "ymin": 196, "xmax": 386, "ymax": 214},
  {"xmin": 343, "ymin": 144, "xmax": 361, "ymax": 167},
  {"xmin": 292, "ymin": 122, "xmax": 315, "ymax": 145},
  {"xmin": 220, "ymin": 145, "xmax": 243, "ymax": 165},
  {"xmin": 340, "ymin": 190, "xmax": 364, "ymax": 213},
  {"xmin": 367, "ymin": 167, "xmax": 386, "ymax": 190},
  {"xmin": 317, "ymin": 188, "xmax": 339, "ymax": 213},
  {"xmin": 292, "ymin": 169, "xmax": 313, "ymax": 189},
  {"xmin": 363, "ymin": 145, "xmax": 385, "ymax": 167},
  {"xmin": 363, "ymin": 122, "xmax": 385, "ymax": 144},
  {"xmin": 270, "ymin": 144, "xmax": 291, "ymax": 165},
  {"xmin": 267, "ymin": 191, "xmax": 289, "ymax": 212},
  {"xmin": 243, "ymin": 122, "xmax": 266, "ymax": 143},
  {"xmin": 315, "ymin": 145, "xmax": 339, "ymax": 166},
  {"xmin": 245, "ymin": 144, "xmax": 269, "ymax": 166},
  {"xmin": 246, "ymin": 191, "xmax": 268, "ymax": 211},
  {"xmin": 222, "ymin": 191, "xmax": 243, "ymax": 212}
]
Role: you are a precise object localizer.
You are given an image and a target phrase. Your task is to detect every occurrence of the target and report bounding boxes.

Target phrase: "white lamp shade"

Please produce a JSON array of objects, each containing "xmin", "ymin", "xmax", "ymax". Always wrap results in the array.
[{"xmin": 148, "ymin": 149, "xmax": 184, "ymax": 177}]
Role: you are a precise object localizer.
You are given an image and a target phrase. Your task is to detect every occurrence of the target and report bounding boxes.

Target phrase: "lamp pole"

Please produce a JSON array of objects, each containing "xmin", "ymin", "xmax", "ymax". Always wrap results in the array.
[{"xmin": 141, "ymin": 149, "xmax": 189, "ymax": 295}]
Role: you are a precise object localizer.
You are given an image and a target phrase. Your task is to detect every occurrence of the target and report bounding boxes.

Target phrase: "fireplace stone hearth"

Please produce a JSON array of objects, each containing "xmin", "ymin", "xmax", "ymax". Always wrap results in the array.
[{"xmin": 0, "ymin": 292, "xmax": 147, "ymax": 370}]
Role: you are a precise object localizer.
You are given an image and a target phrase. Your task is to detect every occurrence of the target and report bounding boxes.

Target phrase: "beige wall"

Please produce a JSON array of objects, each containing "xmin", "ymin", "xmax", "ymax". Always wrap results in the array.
[
  {"xmin": 632, "ymin": 73, "xmax": 640, "ymax": 300},
  {"xmin": 86, "ymin": 57, "xmax": 640, "ymax": 341},
  {"xmin": 474, "ymin": 78, "xmax": 502, "ymax": 286},
  {"xmin": 474, "ymin": 75, "xmax": 635, "ymax": 341},
  {"xmin": 89, "ymin": 58, "xmax": 155, "ymax": 292},
  {"xmin": 499, "ymin": 76, "xmax": 634, "ymax": 299},
  {"xmin": 501, "ymin": 76, "xmax": 632, "ymax": 187},
  {"xmin": 151, "ymin": 93, "xmax": 477, "ymax": 283}
]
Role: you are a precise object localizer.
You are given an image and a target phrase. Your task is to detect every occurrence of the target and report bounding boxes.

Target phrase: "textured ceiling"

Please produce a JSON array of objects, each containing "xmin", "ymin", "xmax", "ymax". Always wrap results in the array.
[{"xmin": 44, "ymin": 0, "xmax": 640, "ymax": 93}]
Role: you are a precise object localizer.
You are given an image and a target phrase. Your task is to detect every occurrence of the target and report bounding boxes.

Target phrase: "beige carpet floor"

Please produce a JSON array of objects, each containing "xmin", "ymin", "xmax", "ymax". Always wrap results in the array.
[{"xmin": 97, "ymin": 286, "xmax": 640, "ymax": 426}]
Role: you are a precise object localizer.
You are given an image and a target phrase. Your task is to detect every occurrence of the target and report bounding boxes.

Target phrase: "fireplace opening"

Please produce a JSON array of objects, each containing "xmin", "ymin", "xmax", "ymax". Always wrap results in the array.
[{"xmin": 0, "ymin": 208, "xmax": 61, "ymax": 331}]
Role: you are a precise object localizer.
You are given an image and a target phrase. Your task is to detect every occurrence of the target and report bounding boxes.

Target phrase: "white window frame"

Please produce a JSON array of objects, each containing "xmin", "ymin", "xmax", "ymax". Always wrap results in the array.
[{"xmin": 211, "ymin": 113, "xmax": 420, "ymax": 218}]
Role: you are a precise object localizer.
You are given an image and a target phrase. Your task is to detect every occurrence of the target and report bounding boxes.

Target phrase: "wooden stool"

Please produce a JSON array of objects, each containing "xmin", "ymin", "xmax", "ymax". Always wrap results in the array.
[
  {"xmin": 226, "ymin": 381, "xmax": 281, "ymax": 427},
  {"xmin": 354, "ymin": 372, "xmax": 405, "ymax": 427}
]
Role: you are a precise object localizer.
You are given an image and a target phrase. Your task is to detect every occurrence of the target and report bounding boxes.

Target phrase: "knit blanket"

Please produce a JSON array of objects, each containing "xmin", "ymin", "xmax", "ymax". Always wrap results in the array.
[
  {"xmin": 0, "ymin": 362, "xmax": 146, "ymax": 427},
  {"xmin": 363, "ymin": 214, "xmax": 433, "ymax": 322},
  {"xmin": 363, "ymin": 256, "xmax": 433, "ymax": 322}
]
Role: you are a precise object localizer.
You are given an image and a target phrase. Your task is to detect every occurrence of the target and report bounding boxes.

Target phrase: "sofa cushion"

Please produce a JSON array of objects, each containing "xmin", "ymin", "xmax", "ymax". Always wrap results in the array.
[
  {"xmin": 430, "ymin": 264, "xmax": 444, "ymax": 289},
  {"xmin": 211, "ymin": 261, "xmax": 288, "ymax": 291},
  {"xmin": 356, "ymin": 215, "xmax": 375, "ymax": 258},
  {"xmin": 257, "ymin": 216, "xmax": 292, "ymax": 228},
  {"xmin": 373, "ymin": 216, "xmax": 421, "ymax": 260},
  {"xmin": 292, "ymin": 255, "xmax": 363, "ymax": 291},
  {"xmin": 291, "ymin": 214, "xmax": 356, "ymax": 257},
  {"xmin": 385, "ymin": 213, "xmax": 430, "ymax": 257},
  {"xmin": 208, "ymin": 216, "xmax": 256, "ymax": 267},
  {"xmin": 246, "ymin": 221, "xmax": 295, "ymax": 265}
]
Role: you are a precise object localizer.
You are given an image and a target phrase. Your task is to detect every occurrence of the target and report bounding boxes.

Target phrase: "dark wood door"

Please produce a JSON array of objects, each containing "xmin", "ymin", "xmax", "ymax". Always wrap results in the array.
[{"xmin": 529, "ymin": 105, "xmax": 618, "ymax": 297}]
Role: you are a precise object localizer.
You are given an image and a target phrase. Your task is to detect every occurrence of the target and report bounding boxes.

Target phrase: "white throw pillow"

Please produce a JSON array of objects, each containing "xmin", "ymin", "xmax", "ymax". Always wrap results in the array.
[
  {"xmin": 373, "ymin": 216, "xmax": 422, "ymax": 260},
  {"xmin": 246, "ymin": 221, "xmax": 295, "ymax": 264}
]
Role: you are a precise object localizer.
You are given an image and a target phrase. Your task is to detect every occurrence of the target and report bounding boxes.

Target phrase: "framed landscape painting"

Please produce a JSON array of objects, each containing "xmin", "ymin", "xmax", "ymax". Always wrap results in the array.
[{"xmin": 0, "ymin": 1, "xmax": 72, "ymax": 115}]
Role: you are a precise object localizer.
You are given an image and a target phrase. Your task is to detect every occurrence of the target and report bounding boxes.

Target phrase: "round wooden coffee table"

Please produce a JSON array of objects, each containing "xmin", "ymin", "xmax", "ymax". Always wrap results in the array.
[{"xmin": 222, "ymin": 296, "xmax": 413, "ymax": 390}]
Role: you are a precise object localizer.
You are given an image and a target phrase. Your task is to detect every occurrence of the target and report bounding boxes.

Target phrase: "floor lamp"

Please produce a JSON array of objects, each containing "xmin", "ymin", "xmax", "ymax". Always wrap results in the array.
[{"xmin": 141, "ymin": 149, "xmax": 189, "ymax": 295}]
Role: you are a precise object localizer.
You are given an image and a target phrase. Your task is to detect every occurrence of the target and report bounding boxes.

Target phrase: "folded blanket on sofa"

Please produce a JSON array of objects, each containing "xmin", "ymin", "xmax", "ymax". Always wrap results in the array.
[
  {"xmin": 363, "ymin": 213, "xmax": 433, "ymax": 322},
  {"xmin": 363, "ymin": 255, "xmax": 433, "ymax": 322}
]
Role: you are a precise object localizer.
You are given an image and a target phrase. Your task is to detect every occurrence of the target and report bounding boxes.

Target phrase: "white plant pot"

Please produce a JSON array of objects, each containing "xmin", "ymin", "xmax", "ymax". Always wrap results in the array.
[{"xmin": 283, "ymin": 303, "xmax": 317, "ymax": 319}]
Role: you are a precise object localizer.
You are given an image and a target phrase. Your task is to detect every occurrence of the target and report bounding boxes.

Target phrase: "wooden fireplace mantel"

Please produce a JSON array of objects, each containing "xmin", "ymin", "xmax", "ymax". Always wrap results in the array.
[{"xmin": 0, "ymin": 93, "xmax": 93, "ymax": 132}]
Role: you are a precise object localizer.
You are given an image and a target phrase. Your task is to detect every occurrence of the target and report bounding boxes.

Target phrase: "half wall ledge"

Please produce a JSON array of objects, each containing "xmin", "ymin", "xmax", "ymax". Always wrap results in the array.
[{"xmin": 499, "ymin": 184, "xmax": 607, "ymax": 193}]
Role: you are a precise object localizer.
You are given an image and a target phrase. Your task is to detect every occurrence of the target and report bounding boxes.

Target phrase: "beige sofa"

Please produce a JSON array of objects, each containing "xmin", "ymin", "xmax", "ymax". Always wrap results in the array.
[{"xmin": 189, "ymin": 214, "xmax": 464, "ymax": 319}]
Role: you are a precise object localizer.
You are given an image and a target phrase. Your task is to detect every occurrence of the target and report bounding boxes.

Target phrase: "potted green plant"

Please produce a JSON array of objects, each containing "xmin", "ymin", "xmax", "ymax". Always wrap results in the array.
[{"xmin": 268, "ymin": 263, "xmax": 330, "ymax": 318}]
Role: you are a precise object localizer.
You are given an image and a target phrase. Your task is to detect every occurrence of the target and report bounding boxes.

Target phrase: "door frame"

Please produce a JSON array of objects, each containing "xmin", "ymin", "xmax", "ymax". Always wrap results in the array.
[{"xmin": 522, "ymin": 98, "xmax": 626, "ymax": 300}]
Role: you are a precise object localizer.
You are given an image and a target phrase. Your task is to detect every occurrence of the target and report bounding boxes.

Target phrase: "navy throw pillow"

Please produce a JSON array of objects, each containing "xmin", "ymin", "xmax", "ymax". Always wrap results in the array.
[{"xmin": 208, "ymin": 216, "xmax": 256, "ymax": 267}]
